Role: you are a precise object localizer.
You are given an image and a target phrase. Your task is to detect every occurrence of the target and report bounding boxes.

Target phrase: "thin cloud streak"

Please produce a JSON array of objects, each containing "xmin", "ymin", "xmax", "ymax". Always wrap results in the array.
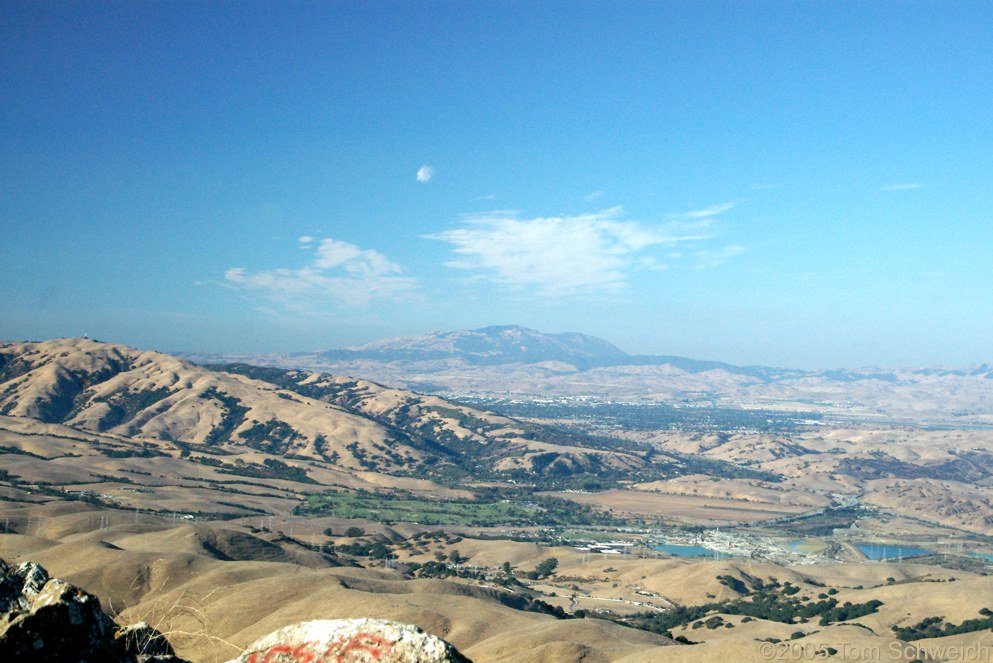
[
  {"xmin": 694, "ymin": 245, "xmax": 746, "ymax": 268},
  {"xmin": 225, "ymin": 237, "xmax": 417, "ymax": 310},
  {"xmin": 678, "ymin": 201, "xmax": 737, "ymax": 218},
  {"xmin": 876, "ymin": 182, "xmax": 925, "ymax": 191},
  {"xmin": 427, "ymin": 208, "xmax": 721, "ymax": 297}
]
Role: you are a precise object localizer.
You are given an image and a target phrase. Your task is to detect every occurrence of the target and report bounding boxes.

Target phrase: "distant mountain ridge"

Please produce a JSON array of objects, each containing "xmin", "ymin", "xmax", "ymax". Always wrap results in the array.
[
  {"xmin": 173, "ymin": 325, "xmax": 993, "ymax": 425},
  {"xmin": 322, "ymin": 325, "xmax": 630, "ymax": 370},
  {"xmin": 322, "ymin": 325, "xmax": 795, "ymax": 378},
  {"xmin": 321, "ymin": 325, "xmax": 993, "ymax": 382}
]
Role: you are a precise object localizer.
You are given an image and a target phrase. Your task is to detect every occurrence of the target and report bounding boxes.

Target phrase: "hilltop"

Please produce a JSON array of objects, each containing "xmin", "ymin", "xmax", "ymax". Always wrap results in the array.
[{"xmin": 0, "ymin": 337, "xmax": 652, "ymax": 482}]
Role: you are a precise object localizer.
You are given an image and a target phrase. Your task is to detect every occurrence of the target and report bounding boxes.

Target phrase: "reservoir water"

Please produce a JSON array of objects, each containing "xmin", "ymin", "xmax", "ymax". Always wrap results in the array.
[
  {"xmin": 856, "ymin": 544, "xmax": 930, "ymax": 560},
  {"xmin": 652, "ymin": 543, "xmax": 735, "ymax": 558}
]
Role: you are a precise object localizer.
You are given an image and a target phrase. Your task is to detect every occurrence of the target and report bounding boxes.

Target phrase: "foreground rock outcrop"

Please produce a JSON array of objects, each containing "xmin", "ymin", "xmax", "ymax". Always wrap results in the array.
[
  {"xmin": 2, "ymin": 560, "xmax": 471, "ymax": 662},
  {"xmin": 0, "ymin": 558, "xmax": 188, "ymax": 662},
  {"xmin": 227, "ymin": 619, "xmax": 472, "ymax": 663}
]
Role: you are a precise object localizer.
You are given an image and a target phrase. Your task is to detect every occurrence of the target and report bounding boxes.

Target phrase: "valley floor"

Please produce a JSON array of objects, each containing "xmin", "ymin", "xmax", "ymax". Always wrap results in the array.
[{"xmin": 3, "ymin": 498, "xmax": 993, "ymax": 663}]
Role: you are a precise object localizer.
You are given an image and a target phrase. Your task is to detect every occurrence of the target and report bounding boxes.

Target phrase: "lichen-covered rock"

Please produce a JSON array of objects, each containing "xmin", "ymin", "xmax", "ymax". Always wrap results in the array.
[
  {"xmin": 0, "ymin": 560, "xmax": 122, "ymax": 661},
  {"xmin": 228, "ymin": 618, "xmax": 472, "ymax": 663},
  {"xmin": 0, "ymin": 558, "xmax": 48, "ymax": 612},
  {"xmin": 0, "ymin": 558, "xmax": 189, "ymax": 663}
]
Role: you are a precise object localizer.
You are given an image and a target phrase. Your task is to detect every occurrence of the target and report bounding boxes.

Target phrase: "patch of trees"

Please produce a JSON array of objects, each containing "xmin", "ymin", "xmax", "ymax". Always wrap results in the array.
[
  {"xmin": 345, "ymin": 442, "xmax": 380, "ymax": 471},
  {"xmin": 525, "ymin": 558, "xmax": 558, "ymax": 580},
  {"xmin": 239, "ymin": 418, "xmax": 300, "ymax": 455},
  {"xmin": 406, "ymin": 560, "xmax": 452, "ymax": 577},
  {"xmin": 335, "ymin": 540, "xmax": 395, "ymax": 559},
  {"xmin": 92, "ymin": 387, "xmax": 172, "ymax": 431},
  {"xmin": 207, "ymin": 364, "xmax": 360, "ymax": 403},
  {"xmin": 0, "ymin": 355, "xmax": 30, "ymax": 383},
  {"xmin": 314, "ymin": 435, "xmax": 341, "ymax": 465},
  {"xmin": 891, "ymin": 609, "xmax": 993, "ymax": 641},
  {"xmin": 100, "ymin": 444, "xmax": 166, "ymax": 458},
  {"xmin": 228, "ymin": 458, "xmax": 313, "ymax": 483},
  {"xmin": 717, "ymin": 574, "xmax": 749, "ymax": 594},
  {"xmin": 202, "ymin": 388, "xmax": 249, "ymax": 445},
  {"xmin": 691, "ymin": 615, "xmax": 733, "ymax": 630},
  {"xmin": 613, "ymin": 579, "xmax": 884, "ymax": 639},
  {"xmin": 191, "ymin": 455, "xmax": 314, "ymax": 483},
  {"xmin": 32, "ymin": 370, "xmax": 86, "ymax": 422},
  {"xmin": 0, "ymin": 445, "xmax": 45, "ymax": 459}
]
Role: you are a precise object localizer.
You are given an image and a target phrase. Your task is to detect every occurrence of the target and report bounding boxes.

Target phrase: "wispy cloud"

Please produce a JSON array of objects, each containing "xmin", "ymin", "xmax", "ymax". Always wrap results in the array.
[
  {"xmin": 694, "ymin": 245, "xmax": 746, "ymax": 268},
  {"xmin": 416, "ymin": 165, "xmax": 435, "ymax": 183},
  {"xmin": 584, "ymin": 190, "xmax": 606, "ymax": 202},
  {"xmin": 678, "ymin": 202, "xmax": 737, "ymax": 219},
  {"xmin": 225, "ymin": 237, "xmax": 417, "ymax": 309},
  {"xmin": 427, "ymin": 207, "xmax": 721, "ymax": 296},
  {"xmin": 876, "ymin": 182, "xmax": 925, "ymax": 191}
]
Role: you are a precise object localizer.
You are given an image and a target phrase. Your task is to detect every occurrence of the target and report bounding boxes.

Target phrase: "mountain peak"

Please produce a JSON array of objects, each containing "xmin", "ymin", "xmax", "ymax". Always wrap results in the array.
[{"xmin": 327, "ymin": 325, "xmax": 629, "ymax": 369}]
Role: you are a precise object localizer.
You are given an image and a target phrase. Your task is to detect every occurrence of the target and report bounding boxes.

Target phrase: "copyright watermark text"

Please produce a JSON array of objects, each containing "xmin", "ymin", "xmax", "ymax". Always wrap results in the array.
[{"xmin": 757, "ymin": 640, "xmax": 991, "ymax": 661}]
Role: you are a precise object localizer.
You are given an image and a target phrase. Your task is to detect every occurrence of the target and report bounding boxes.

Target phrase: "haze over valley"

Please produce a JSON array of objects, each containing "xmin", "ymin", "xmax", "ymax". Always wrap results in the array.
[{"xmin": 181, "ymin": 325, "xmax": 993, "ymax": 428}]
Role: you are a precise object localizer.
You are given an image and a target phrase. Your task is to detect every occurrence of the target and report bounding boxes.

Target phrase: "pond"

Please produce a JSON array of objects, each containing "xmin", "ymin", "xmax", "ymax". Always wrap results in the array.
[{"xmin": 789, "ymin": 539, "xmax": 830, "ymax": 553}]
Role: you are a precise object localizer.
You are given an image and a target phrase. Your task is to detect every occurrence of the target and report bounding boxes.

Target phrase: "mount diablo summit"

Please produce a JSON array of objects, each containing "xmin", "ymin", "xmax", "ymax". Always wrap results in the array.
[
  {"xmin": 321, "ymin": 325, "xmax": 782, "ymax": 377},
  {"xmin": 321, "ymin": 325, "xmax": 631, "ymax": 370}
]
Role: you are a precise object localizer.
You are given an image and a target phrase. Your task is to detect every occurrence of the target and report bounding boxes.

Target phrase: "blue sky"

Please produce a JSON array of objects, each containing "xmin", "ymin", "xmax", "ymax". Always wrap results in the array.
[{"xmin": 2, "ymin": 1, "xmax": 992, "ymax": 368}]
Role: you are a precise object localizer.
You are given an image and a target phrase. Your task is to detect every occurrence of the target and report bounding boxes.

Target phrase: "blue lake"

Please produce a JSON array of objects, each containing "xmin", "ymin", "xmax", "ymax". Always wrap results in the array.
[
  {"xmin": 652, "ymin": 543, "xmax": 734, "ymax": 558},
  {"xmin": 856, "ymin": 544, "xmax": 931, "ymax": 560}
]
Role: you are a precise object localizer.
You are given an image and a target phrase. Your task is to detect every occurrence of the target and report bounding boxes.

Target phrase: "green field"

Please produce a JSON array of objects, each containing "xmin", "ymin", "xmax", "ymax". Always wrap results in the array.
[
  {"xmin": 296, "ymin": 491, "xmax": 539, "ymax": 526},
  {"xmin": 295, "ymin": 490, "xmax": 616, "ymax": 527}
]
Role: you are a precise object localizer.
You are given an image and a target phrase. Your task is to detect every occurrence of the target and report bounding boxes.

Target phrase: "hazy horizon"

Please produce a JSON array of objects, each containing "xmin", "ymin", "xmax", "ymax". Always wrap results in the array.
[{"xmin": 3, "ymin": 2, "xmax": 992, "ymax": 369}]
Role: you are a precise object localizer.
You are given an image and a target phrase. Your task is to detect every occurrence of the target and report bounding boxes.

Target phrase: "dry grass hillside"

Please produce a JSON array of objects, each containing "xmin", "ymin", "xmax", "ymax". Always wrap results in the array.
[
  {"xmin": 4, "ymin": 502, "xmax": 992, "ymax": 663},
  {"xmin": 5, "ymin": 338, "xmax": 993, "ymax": 661},
  {"xmin": 0, "ymin": 338, "xmax": 658, "ymax": 482},
  {"xmin": 0, "ymin": 502, "xmax": 679, "ymax": 662}
]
